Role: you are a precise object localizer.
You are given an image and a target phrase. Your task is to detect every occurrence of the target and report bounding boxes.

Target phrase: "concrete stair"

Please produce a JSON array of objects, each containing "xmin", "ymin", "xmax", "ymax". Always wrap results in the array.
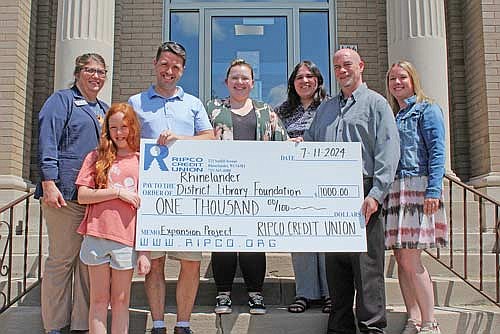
[
  {"xmin": 1, "ymin": 192, "xmax": 500, "ymax": 333},
  {"xmin": 1, "ymin": 305, "xmax": 500, "ymax": 334},
  {"xmin": 6, "ymin": 274, "xmax": 499, "ymax": 309},
  {"xmin": 8, "ymin": 250, "xmax": 498, "ymax": 283},
  {"xmin": 2, "ymin": 251, "xmax": 500, "ymax": 333}
]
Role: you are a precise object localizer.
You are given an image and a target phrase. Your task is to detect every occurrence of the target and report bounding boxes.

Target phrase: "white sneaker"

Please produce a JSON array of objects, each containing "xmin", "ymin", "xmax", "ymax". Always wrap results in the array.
[
  {"xmin": 420, "ymin": 321, "xmax": 441, "ymax": 334},
  {"xmin": 400, "ymin": 319, "xmax": 420, "ymax": 334}
]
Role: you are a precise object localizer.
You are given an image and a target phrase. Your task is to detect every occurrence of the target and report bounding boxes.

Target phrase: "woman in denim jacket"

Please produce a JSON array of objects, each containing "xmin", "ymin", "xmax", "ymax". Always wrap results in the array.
[{"xmin": 384, "ymin": 61, "xmax": 447, "ymax": 334}]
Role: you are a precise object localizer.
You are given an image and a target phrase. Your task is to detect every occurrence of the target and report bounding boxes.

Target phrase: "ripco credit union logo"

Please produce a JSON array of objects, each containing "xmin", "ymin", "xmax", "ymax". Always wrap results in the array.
[{"xmin": 144, "ymin": 143, "xmax": 169, "ymax": 171}]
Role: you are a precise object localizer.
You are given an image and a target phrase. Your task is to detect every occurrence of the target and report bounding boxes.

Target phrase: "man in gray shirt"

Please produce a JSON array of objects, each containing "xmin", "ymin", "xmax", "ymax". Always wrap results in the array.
[{"xmin": 304, "ymin": 49, "xmax": 400, "ymax": 333}]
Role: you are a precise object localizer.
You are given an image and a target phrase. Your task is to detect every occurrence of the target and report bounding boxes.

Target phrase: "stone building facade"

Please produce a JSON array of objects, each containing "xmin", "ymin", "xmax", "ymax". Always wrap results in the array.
[{"xmin": 0, "ymin": 0, "xmax": 499, "ymax": 203}]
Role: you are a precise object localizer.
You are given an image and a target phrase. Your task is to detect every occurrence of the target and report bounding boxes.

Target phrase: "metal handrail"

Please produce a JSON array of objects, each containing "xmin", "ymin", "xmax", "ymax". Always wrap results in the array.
[
  {"xmin": 425, "ymin": 174, "xmax": 500, "ymax": 307},
  {"xmin": 0, "ymin": 190, "xmax": 43, "ymax": 314},
  {"xmin": 0, "ymin": 176, "xmax": 498, "ymax": 313}
]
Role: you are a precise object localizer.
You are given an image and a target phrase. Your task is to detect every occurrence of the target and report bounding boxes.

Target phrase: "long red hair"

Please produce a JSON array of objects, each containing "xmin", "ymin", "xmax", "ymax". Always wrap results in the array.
[{"xmin": 95, "ymin": 103, "xmax": 141, "ymax": 188}]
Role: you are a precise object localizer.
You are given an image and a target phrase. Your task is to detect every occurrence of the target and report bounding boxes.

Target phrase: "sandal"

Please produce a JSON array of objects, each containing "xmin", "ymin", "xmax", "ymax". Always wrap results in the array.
[
  {"xmin": 288, "ymin": 297, "xmax": 310, "ymax": 313},
  {"xmin": 322, "ymin": 297, "xmax": 332, "ymax": 313}
]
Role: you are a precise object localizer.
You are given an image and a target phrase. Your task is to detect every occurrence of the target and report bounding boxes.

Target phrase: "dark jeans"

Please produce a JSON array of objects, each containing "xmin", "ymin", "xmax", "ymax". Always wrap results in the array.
[
  {"xmin": 326, "ymin": 179, "xmax": 387, "ymax": 334},
  {"xmin": 211, "ymin": 252, "xmax": 266, "ymax": 292}
]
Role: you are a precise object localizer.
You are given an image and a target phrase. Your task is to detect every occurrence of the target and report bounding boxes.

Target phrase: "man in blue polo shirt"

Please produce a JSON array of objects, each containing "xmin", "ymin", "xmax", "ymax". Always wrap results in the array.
[{"xmin": 128, "ymin": 41, "xmax": 214, "ymax": 334}]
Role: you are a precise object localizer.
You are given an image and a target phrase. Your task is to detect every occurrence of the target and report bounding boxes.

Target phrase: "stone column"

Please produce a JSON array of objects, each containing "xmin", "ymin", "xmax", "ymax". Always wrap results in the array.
[
  {"xmin": 0, "ymin": 0, "xmax": 36, "ymax": 203},
  {"xmin": 386, "ymin": 0, "xmax": 453, "ymax": 175},
  {"xmin": 466, "ymin": 1, "xmax": 500, "ymax": 200},
  {"xmin": 55, "ymin": 0, "xmax": 115, "ymax": 104}
]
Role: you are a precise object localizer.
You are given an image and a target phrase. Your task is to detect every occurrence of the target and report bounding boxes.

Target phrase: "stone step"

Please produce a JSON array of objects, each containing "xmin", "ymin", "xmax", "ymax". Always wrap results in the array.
[
  {"xmin": 442, "ymin": 184, "xmax": 481, "ymax": 204},
  {"xmin": 8, "ymin": 235, "xmax": 48, "ymax": 254},
  {"xmin": 7, "ymin": 225, "xmax": 498, "ymax": 256},
  {"xmin": 4, "ymin": 250, "xmax": 499, "ymax": 283},
  {"xmin": 7, "ymin": 186, "xmax": 498, "ymax": 235},
  {"xmin": 445, "ymin": 232, "xmax": 498, "ymax": 252},
  {"xmin": 385, "ymin": 251, "xmax": 500, "ymax": 279},
  {"xmin": 11, "ymin": 274, "xmax": 497, "ymax": 308},
  {"xmin": 8, "ymin": 193, "xmax": 495, "ymax": 234},
  {"xmin": 446, "ymin": 200, "xmax": 499, "ymax": 231},
  {"xmin": 3, "ymin": 252, "xmax": 298, "ymax": 280},
  {"xmin": 444, "ymin": 202, "xmax": 489, "ymax": 231},
  {"xmin": 0, "ymin": 199, "xmax": 44, "ymax": 235},
  {"xmin": 6, "ymin": 228, "xmax": 497, "ymax": 260},
  {"xmin": 1, "ymin": 305, "xmax": 499, "ymax": 334},
  {"xmin": 2, "ymin": 254, "xmax": 45, "ymax": 279}
]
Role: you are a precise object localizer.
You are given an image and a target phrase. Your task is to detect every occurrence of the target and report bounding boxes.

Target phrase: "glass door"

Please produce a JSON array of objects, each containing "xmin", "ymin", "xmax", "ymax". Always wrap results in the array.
[{"xmin": 205, "ymin": 10, "xmax": 293, "ymax": 106}]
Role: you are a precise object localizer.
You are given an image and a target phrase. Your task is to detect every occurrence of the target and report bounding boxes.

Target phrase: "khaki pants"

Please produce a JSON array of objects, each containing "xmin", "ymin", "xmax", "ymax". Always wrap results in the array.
[{"xmin": 41, "ymin": 201, "xmax": 90, "ymax": 331}]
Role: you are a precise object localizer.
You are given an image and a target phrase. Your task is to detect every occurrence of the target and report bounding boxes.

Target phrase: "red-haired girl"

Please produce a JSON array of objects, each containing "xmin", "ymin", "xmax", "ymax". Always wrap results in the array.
[{"xmin": 76, "ymin": 102, "xmax": 150, "ymax": 333}]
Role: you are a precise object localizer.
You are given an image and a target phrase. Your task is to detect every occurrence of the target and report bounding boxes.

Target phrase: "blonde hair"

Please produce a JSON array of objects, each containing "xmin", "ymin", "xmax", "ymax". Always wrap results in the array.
[{"xmin": 385, "ymin": 60, "xmax": 432, "ymax": 113}]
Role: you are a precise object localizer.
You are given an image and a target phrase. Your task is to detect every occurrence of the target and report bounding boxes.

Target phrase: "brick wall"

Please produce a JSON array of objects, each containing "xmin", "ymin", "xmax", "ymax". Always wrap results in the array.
[
  {"xmin": 336, "ymin": 0, "xmax": 388, "ymax": 94},
  {"xmin": 30, "ymin": 0, "xmax": 57, "ymax": 183},
  {"xmin": 112, "ymin": 0, "xmax": 164, "ymax": 103},
  {"xmin": 481, "ymin": 0, "xmax": 500, "ymax": 178},
  {"xmin": 22, "ymin": 0, "xmax": 500, "ymax": 185},
  {"xmin": 376, "ymin": 0, "xmax": 388, "ymax": 93},
  {"xmin": 446, "ymin": 0, "xmax": 470, "ymax": 180},
  {"xmin": 0, "ymin": 1, "xmax": 35, "ymax": 180},
  {"xmin": 463, "ymin": 1, "xmax": 489, "ymax": 178}
]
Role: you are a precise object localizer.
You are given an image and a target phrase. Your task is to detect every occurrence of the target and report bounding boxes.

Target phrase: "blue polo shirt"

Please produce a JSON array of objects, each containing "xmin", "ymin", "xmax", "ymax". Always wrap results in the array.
[{"xmin": 128, "ymin": 85, "xmax": 212, "ymax": 139}]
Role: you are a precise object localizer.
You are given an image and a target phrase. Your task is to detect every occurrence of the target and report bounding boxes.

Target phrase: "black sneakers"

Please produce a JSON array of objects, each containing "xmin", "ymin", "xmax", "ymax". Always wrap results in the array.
[
  {"xmin": 151, "ymin": 328, "xmax": 167, "ymax": 334},
  {"xmin": 248, "ymin": 293, "xmax": 266, "ymax": 315},
  {"xmin": 214, "ymin": 294, "xmax": 233, "ymax": 314},
  {"xmin": 173, "ymin": 327, "xmax": 193, "ymax": 334}
]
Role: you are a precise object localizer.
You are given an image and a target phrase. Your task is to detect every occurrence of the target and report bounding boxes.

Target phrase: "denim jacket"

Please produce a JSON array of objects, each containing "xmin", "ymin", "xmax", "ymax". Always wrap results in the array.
[{"xmin": 396, "ymin": 95, "xmax": 445, "ymax": 198}]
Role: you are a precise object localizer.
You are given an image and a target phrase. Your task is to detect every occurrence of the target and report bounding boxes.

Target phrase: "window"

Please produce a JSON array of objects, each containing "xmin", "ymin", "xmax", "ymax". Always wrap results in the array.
[
  {"xmin": 170, "ymin": 12, "xmax": 200, "ymax": 97},
  {"xmin": 299, "ymin": 11, "xmax": 331, "ymax": 93},
  {"xmin": 210, "ymin": 16, "xmax": 288, "ymax": 105},
  {"xmin": 164, "ymin": 1, "xmax": 334, "ymax": 102}
]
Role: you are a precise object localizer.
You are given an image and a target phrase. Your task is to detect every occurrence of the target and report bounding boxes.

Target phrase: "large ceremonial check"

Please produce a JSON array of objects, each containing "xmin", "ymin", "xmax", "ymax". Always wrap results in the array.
[{"xmin": 136, "ymin": 139, "xmax": 366, "ymax": 252}]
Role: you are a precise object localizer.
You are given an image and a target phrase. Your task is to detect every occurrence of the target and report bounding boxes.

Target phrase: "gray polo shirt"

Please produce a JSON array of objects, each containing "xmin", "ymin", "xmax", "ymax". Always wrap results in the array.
[{"xmin": 304, "ymin": 83, "xmax": 400, "ymax": 204}]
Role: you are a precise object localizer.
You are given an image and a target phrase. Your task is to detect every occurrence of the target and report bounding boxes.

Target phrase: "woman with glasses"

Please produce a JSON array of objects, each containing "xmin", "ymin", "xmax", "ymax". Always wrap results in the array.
[
  {"xmin": 35, "ymin": 53, "xmax": 109, "ymax": 334},
  {"xmin": 206, "ymin": 58, "xmax": 288, "ymax": 315},
  {"xmin": 274, "ymin": 60, "xmax": 332, "ymax": 314}
]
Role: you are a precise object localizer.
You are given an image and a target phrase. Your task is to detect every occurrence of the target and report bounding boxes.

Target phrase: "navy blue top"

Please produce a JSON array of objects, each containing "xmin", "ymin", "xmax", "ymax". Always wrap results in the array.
[{"xmin": 35, "ymin": 86, "xmax": 109, "ymax": 200}]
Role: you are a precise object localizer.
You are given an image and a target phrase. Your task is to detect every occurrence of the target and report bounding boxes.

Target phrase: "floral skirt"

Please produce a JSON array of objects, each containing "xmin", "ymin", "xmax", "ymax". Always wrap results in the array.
[{"xmin": 383, "ymin": 176, "xmax": 448, "ymax": 249}]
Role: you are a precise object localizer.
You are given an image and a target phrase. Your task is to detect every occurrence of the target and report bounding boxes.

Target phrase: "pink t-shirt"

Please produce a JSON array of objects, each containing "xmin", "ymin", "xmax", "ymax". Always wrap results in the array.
[{"xmin": 76, "ymin": 150, "xmax": 139, "ymax": 247}]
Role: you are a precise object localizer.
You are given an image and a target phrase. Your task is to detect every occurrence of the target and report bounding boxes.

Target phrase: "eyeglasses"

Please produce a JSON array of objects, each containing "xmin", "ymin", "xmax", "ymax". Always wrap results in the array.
[
  {"xmin": 82, "ymin": 67, "xmax": 107, "ymax": 78},
  {"xmin": 161, "ymin": 41, "xmax": 186, "ymax": 53}
]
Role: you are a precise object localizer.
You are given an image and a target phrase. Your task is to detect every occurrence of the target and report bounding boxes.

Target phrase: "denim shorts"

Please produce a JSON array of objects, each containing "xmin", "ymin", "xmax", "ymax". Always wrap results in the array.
[
  {"xmin": 150, "ymin": 251, "xmax": 202, "ymax": 262},
  {"xmin": 80, "ymin": 235, "xmax": 136, "ymax": 270}
]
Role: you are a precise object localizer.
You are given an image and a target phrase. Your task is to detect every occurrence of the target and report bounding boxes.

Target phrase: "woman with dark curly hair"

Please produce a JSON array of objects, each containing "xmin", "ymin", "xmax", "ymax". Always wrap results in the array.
[{"xmin": 274, "ymin": 60, "xmax": 331, "ymax": 314}]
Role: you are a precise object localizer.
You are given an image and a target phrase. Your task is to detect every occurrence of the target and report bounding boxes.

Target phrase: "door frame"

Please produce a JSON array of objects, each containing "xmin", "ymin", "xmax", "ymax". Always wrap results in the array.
[
  {"xmin": 203, "ymin": 8, "xmax": 295, "ymax": 103},
  {"xmin": 164, "ymin": 1, "xmax": 337, "ymax": 102}
]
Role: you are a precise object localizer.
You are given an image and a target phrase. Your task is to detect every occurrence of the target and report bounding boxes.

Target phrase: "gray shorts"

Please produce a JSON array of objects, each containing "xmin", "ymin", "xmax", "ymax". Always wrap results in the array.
[
  {"xmin": 80, "ymin": 235, "xmax": 136, "ymax": 270},
  {"xmin": 150, "ymin": 251, "xmax": 202, "ymax": 262}
]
